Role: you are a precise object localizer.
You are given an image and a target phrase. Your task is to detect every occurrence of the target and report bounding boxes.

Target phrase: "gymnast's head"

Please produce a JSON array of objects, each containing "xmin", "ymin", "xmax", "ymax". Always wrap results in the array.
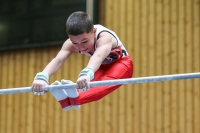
[
  {"xmin": 66, "ymin": 11, "xmax": 94, "ymax": 36},
  {"xmin": 66, "ymin": 11, "xmax": 96, "ymax": 53}
]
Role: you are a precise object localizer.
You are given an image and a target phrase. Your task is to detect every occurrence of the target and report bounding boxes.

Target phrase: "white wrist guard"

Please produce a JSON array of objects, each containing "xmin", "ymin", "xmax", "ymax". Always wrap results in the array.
[
  {"xmin": 78, "ymin": 68, "xmax": 94, "ymax": 81},
  {"xmin": 34, "ymin": 72, "xmax": 49, "ymax": 84}
]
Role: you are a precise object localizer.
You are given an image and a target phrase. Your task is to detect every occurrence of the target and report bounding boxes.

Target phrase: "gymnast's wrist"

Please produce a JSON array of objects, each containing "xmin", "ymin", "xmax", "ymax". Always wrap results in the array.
[
  {"xmin": 34, "ymin": 72, "xmax": 49, "ymax": 84},
  {"xmin": 78, "ymin": 68, "xmax": 94, "ymax": 81}
]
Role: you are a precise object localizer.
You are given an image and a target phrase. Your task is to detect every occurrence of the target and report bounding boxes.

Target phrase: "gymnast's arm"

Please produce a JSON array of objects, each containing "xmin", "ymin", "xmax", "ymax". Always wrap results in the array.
[
  {"xmin": 43, "ymin": 40, "xmax": 74, "ymax": 76},
  {"xmin": 76, "ymin": 32, "xmax": 114, "ymax": 90},
  {"xmin": 32, "ymin": 39, "xmax": 75, "ymax": 92}
]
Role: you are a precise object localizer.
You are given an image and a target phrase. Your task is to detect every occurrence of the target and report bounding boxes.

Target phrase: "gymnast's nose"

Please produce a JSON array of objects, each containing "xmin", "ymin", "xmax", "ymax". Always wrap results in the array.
[{"xmin": 78, "ymin": 44, "xmax": 85, "ymax": 51}]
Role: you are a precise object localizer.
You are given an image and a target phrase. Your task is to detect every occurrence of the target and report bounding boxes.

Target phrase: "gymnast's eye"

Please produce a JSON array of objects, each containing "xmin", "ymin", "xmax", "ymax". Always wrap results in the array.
[{"xmin": 82, "ymin": 41, "xmax": 87, "ymax": 43}]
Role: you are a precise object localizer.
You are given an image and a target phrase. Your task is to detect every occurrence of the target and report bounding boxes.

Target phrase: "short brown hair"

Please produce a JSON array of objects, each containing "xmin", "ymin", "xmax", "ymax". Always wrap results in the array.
[{"xmin": 66, "ymin": 11, "xmax": 93, "ymax": 35}]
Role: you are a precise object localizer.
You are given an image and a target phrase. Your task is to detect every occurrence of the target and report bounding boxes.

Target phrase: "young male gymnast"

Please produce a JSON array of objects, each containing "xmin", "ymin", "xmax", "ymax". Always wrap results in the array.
[{"xmin": 31, "ymin": 11, "xmax": 134, "ymax": 111}]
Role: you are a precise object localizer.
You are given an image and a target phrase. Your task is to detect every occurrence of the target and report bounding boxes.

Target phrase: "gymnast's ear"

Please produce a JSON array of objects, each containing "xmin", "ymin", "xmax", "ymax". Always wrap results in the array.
[{"xmin": 93, "ymin": 28, "xmax": 97, "ymax": 34}]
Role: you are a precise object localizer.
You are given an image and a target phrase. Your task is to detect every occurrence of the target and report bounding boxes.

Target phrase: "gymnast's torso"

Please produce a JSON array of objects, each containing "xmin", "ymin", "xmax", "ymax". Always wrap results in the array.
[{"xmin": 80, "ymin": 24, "xmax": 129, "ymax": 64}]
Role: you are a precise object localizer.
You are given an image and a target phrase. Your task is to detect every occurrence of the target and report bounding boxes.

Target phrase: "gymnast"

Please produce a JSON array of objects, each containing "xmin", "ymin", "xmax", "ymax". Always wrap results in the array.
[{"xmin": 31, "ymin": 11, "xmax": 134, "ymax": 111}]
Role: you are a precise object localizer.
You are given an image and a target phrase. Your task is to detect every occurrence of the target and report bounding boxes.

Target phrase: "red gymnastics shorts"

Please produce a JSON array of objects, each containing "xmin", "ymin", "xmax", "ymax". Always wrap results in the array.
[{"xmin": 59, "ymin": 55, "xmax": 134, "ymax": 106}]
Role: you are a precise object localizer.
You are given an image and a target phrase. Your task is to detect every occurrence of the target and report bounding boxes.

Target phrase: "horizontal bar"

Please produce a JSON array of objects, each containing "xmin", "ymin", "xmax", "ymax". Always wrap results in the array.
[{"xmin": 0, "ymin": 72, "xmax": 200, "ymax": 95}]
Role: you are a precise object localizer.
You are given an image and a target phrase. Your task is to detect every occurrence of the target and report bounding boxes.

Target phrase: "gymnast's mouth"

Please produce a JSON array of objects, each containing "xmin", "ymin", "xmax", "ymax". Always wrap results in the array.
[{"xmin": 81, "ymin": 48, "xmax": 89, "ymax": 53}]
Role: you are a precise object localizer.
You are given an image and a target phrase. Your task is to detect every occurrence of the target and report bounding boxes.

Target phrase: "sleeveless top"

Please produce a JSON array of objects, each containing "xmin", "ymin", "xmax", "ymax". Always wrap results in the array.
[{"xmin": 80, "ymin": 24, "xmax": 128, "ymax": 64}]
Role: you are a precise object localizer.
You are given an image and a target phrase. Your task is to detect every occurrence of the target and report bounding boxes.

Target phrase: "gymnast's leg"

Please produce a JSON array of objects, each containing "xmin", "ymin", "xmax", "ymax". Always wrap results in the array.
[{"xmin": 69, "ymin": 56, "xmax": 134, "ymax": 105}]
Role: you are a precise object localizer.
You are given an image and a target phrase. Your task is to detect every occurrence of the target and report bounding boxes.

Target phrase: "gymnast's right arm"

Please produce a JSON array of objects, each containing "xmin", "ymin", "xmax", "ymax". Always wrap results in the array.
[{"xmin": 31, "ymin": 40, "xmax": 74, "ymax": 95}]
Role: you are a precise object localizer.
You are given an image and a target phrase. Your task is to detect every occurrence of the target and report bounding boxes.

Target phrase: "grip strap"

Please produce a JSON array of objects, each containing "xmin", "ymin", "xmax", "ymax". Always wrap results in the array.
[
  {"xmin": 34, "ymin": 72, "xmax": 49, "ymax": 84},
  {"xmin": 78, "ymin": 68, "xmax": 94, "ymax": 81}
]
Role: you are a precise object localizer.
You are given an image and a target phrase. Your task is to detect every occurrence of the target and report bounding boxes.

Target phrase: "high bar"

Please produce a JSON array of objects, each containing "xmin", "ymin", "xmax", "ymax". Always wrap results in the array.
[{"xmin": 0, "ymin": 72, "xmax": 200, "ymax": 95}]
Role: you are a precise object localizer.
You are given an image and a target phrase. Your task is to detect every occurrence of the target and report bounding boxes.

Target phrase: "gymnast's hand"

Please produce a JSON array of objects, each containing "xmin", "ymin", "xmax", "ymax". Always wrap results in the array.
[
  {"xmin": 31, "ymin": 72, "xmax": 49, "ymax": 96},
  {"xmin": 77, "ymin": 68, "xmax": 94, "ymax": 91},
  {"xmin": 31, "ymin": 79, "xmax": 48, "ymax": 95},
  {"xmin": 76, "ymin": 75, "xmax": 90, "ymax": 91}
]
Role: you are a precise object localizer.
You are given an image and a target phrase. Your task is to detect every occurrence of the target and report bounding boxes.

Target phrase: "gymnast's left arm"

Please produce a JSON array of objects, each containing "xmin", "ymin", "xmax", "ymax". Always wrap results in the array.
[{"xmin": 76, "ymin": 33, "xmax": 114, "ymax": 90}]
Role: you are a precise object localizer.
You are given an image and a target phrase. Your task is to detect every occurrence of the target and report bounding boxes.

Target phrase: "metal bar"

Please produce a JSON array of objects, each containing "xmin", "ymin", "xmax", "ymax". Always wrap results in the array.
[{"xmin": 0, "ymin": 72, "xmax": 200, "ymax": 95}]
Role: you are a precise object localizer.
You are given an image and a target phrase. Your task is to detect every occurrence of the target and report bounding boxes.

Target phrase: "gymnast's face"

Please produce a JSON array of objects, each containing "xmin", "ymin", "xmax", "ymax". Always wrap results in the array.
[{"xmin": 69, "ymin": 28, "xmax": 96, "ymax": 53}]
